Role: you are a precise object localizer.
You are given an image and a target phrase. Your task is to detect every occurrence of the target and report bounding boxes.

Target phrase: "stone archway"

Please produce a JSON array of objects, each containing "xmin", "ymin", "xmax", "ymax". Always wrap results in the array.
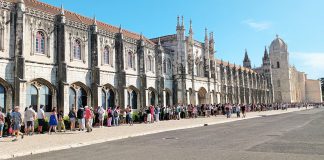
[
  {"xmin": 198, "ymin": 87, "xmax": 207, "ymax": 105},
  {"xmin": 0, "ymin": 77, "xmax": 13, "ymax": 112},
  {"xmin": 165, "ymin": 88, "xmax": 172, "ymax": 106},
  {"xmin": 70, "ymin": 82, "xmax": 91, "ymax": 109},
  {"xmin": 102, "ymin": 84, "xmax": 116, "ymax": 109},
  {"xmin": 148, "ymin": 87, "xmax": 157, "ymax": 106},
  {"xmin": 27, "ymin": 78, "xmax": 57, "ymax": 112},
  {"xmin": 128, "ymin": 85, "xmax": 140, "ymax": 109}
]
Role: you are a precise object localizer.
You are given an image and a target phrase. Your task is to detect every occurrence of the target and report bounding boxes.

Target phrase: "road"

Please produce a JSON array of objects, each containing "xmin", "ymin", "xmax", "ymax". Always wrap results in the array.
[{"xmin": 14, "ymin": 108, "xmax": 324, "ymax": 160}]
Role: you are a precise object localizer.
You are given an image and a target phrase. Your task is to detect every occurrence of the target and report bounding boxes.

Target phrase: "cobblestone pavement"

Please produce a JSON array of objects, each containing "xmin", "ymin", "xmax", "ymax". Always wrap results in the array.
[{"xmin": 0, "ymin": 107, "xmax": 314, "ymax": 159}]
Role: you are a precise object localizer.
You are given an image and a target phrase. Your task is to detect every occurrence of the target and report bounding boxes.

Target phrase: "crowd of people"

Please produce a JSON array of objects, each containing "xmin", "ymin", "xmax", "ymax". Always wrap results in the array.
[{"xmin": 0, "ymin": 102, "xmax": 320, "ymax": 141}]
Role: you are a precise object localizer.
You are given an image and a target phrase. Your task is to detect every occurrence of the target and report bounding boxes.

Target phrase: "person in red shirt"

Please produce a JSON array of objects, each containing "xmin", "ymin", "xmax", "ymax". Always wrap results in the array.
[{"xmin": 84, "ymin": 106, "xmax": 92, "ymax": 132}]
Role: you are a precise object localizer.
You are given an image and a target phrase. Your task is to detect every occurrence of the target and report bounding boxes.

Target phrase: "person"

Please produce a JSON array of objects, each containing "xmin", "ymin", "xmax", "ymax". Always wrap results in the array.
[
  {"xmin": 122, "ymin": 109, "xmax": 127, "ymax": 124},
  {"xmin": 23, "ymin": 107, "xmax": 28, "ymax": 135},
  {"xmin": 146, "ymin": 106, "xmax": 151, "ymax": 123},
  {"xmin": 11, "ymin": 106, "xmax": 24, "ymax": 141},
  {"xmin": 25, "ymin": 105, "xmax": 37, "ymax": 136},
  {"xmin": 48, "ymin": 107, "xmax": 58, "ymax": 134},
  {"xmin": 155, "ymin": 106, "xmax": 160, "ymax": 122},
  {"xmin": 149, "ymin": 105, "xmax": 154, "ymax": 123},
  {"xmin": 84, "ymin": 106, "xmax": 92, "ymax": 132},
  {"xmin": 113, "ymin": 107, "xmax": 120, "ymax": 126},
  {"xmin": 225, "ymin": 103, "xmax": 230, "ymax": 118},
  {"xmin": 57, "ymin": 110, "xmax": 66, "ymax": 132},
  {"xmin": 107, "ymin": 107, "xmax": 112, "ymax": 127},
  {"xmin": 236, "ymin": 105, "xmax": 241, "ymax": 118},
  {"xmin": 241, "ymin": 105, "xmax": 246, "ymax": 118},
  {"xmin": 37, "ymin": 105, "xmax": 46, "ymax": 134},
  {"xmin": 6, "ymin": 109, "xmax": 12, "ymax": 137},
  {"xmin": 97, "ymin": 106, "xmax": 105, "ymax": 128},
  {"xmin": 68, "ymin": 107, "xmax": 77, "ymax": 131},
  {"xmin": 77, "ymin": 107, "xmax": 85, "ymax": 131},
  {"xmin": 128, "ymin": 107, "xmax": 133, "ymax": 126},
  {"xmin": 0, "ymin": 108, "xmax": 4, "ymax": 138},
  {"xmin": 90, "ymin": 107, "xmax": 94, "ymax": 129}
]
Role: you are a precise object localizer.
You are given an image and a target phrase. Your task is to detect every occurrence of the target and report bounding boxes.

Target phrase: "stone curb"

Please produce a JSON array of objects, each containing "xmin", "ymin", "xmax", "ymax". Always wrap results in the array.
[{"xmin": 0, "ymin": 108, "xmax": 312, "ymax": 160}]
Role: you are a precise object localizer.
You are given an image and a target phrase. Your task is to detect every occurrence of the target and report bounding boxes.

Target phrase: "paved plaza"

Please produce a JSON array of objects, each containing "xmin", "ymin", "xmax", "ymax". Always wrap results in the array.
[
  {"xmin": 11, "ymin": 107, "xmax": 324, "ymax": 160},
  {"xmin": 0, "ymin": 107, "xmax": 318, "ymax": 159}
]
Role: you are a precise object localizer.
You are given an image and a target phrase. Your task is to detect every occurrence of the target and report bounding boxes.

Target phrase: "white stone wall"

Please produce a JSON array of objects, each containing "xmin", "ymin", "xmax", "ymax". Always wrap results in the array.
[
  {"xmin": 67, "ymin": 67, "xmax": 91, "ymax": 86},
  {"xmin": 25, "ymin": 62, "xmax": 56, "ymax": 83},
  {"xmin": 100, "ymin": 72, "xmax": 116, "ymax": 87},
  {"xmin": 306, "ymin": 80, "xmax": 322, "ymax": 103},
  {"xmin": 0, "ymin": 60, "xmax": 14, "ymax": 84}
]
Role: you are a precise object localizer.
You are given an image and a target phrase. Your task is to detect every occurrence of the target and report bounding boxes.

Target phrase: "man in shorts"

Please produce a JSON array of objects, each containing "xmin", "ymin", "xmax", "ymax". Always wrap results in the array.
[
  {"xmin": 11, "ymin": 106, "xmax": 24, "ymax": 141},
  {"xmin": 25, "ymin": 105, "xmax": 36, "ymax": 135}
]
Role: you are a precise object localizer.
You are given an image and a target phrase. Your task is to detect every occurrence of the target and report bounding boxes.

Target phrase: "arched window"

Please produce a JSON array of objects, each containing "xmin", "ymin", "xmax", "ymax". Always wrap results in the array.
[
  {"xmin": 35, "ymin": 31, "xmax": 45, "ymax": 54},
  {"xmin": 40, "ymin": 85, "xmax": 52, "ymax": 112},
  {"xmin": 69, "ymin": 87, "xmax": 76, "ymax": 110},
  {"xmin": 147, "ymin": 56, "xmax": 152, "ymax": 71},
  {"xmin": 102, "ymin": 90, "xmax": 106, "ymax": 109},
  {"xmin": 277, "ymin": 61, "xmax": 280, "ymax": 68},
  {"xmin": 128, "ymin": 52, "xmax": 133, "ymax": 68},
  {"xmin": 103, "ymin": 46, "xmax": 109, "ymax": 64},
  {"xmin": 0, "ymin": 84, "xmax": 5, "ymax": 112},
  {"xmin": 107, "ymin": 89, "xmax": 115, "ymax": 108},
  {"xmin": 77, "ymin": 88, "xmax": 87, "ymax": 108},
  {"xmin": 73, "ymin": 39, "xmax": 82, "ymax": 60},
  {"xmin": 26, "ymin": 84, "xmax": 38, "ymax": 111},
  {"xmin": 167, "ymin": 59, "xmax": 172, "ymax": 72},
  {"xmin": 163, "ymin": 59, "xmax": 166, "ymax": 74},
  {"xmin": 130, "ymin": 90, "xmax": 137, "ymax": 109}
]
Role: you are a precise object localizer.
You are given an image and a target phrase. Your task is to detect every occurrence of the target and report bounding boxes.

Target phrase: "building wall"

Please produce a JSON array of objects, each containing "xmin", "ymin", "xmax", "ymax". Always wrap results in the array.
[{"xmin": 306, "ymin": 80, "xmax": 322, "ymax": 103}]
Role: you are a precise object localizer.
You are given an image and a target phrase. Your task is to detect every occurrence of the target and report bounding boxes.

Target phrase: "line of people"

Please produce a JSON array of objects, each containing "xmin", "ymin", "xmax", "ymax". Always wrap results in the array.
[{"xmin": 0, "ymin": 102, "xmax": 318, "ymax": 141}]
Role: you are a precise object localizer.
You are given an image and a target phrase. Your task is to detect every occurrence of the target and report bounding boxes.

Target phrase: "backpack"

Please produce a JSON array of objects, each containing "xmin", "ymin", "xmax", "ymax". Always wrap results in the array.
[{"xmin": 113, "ymin": 110, "xmax": 119, "ymax": 117}]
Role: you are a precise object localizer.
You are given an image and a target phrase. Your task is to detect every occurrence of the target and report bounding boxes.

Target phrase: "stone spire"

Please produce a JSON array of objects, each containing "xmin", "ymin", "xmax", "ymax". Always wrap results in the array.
[
  {"xmin": 209, "ymin": 32, "xmax": 215, "ymax": 55},
  {"xmin": 60, "ymin": 4, "xmax": 65, "ymax": 15},
  {"xmin": 189, "ymin": 19, "xmax": 193, "ymax": 35},
  {"xmin": 181, "ymin": 16, "xmax": 184, "ymax": 28},
  {"xmin": 177, "ymin": 15, "xmax": 180, "ymax": 28},
  {"xmin": 204, "ymin": 28, "xmax": 209, "ymax": 53},
  {"xmin": 158, "ymin": 37, "xmax": 161, "ymax": 46},
  {"xmin": 204, "ymin": 28, "xmax": 208, "ymax": 41},
  {"xmin": 119, "ymin": 24, "xmax": 122, "ymax": 33},
  {"xmin": 243, "ymin": 49, "xmax": 251, "ymax": 69},
  {"xmin": 263, "ymin": 46, "xmax": 269, "ymax": 60},
  {"xmin": 93, "ymin": 15, "xmax": 97, "ymax": 25}
]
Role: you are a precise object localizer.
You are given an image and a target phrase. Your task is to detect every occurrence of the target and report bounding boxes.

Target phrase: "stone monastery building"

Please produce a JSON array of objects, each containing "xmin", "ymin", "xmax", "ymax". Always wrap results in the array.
[{"xmin": 0, "ymin": 0, "xmax": 322, "ymax": 114}]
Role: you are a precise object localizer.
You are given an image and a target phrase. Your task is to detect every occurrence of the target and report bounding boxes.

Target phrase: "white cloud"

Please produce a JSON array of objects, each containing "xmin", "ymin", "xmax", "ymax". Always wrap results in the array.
[
  {"xmin": 243, "ymin": 19, "xmax": 272, "ymax": 31},
  {"xmin": 290, "ymin": 52, "xmax": 324, "ymax": 79}
]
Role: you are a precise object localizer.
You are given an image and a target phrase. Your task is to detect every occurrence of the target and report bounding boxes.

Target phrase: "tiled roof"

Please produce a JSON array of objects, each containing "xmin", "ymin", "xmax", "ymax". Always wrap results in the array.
[{"xmin": 7, "ymin": 0, "xmax": 155, "ymax": 45}]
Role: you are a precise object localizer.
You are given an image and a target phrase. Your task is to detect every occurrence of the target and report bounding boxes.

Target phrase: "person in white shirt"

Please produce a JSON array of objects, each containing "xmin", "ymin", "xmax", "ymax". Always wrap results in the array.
[
  {"xmin": 37, "ymin": 105, "xmax": 46, "ymax": 134},
  {"xmin": 25, "ymin": 106, "xmax": 37, "ymax": 135},
  {"xmin": 97, "ymin": 106, "xmax": 105, "ymax": 128}
]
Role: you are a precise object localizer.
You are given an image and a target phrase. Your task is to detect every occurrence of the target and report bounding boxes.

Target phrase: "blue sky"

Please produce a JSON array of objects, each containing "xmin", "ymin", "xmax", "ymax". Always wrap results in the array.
[{"xmin": 41, "ymin": 0, "xmax": 324, "ymax": 79}]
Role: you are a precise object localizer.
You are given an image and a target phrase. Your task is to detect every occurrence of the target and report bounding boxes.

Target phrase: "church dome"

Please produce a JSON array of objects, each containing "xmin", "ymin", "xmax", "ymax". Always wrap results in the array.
[{"xmin": 270, "ymin": 35, "xmax": 287, "ymax": 53}]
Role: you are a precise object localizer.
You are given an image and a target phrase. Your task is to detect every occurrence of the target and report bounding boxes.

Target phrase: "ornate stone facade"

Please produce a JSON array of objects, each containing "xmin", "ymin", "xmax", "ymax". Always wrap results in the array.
[{"xmin": 0, "ymin": 0, "xmax": 321, "ymax": 115}]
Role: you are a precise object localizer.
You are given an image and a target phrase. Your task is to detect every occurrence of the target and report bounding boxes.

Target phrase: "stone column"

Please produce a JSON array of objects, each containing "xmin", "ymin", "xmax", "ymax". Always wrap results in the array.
[
  {"xmin": 210, "ymin": 92, "xmax": 214, "ymax": 104},
  {"xmin": 163, "ymin": 90, "xmax": 166, "ymax": 107},
  {"xmin": 63, "ymin": 84, "xmax": 70, "ymax": 115},
  {"xmin": 14, "ymin": 1, "xmax": 26, "ymax": 107},
  {"xmin": 124, "ymin": 88, "xmax": 128, "ymax": 108},
  {"xmin": 195, "ymin": 91, "xmax": 198, "ymax": 105},
  {"xmin": 145, "ymin": 89, "xmax": 149, "ymax": 107},
  {"xmin": 187, "ymin": 90, "xmax": 190, "ymax": 105}
]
